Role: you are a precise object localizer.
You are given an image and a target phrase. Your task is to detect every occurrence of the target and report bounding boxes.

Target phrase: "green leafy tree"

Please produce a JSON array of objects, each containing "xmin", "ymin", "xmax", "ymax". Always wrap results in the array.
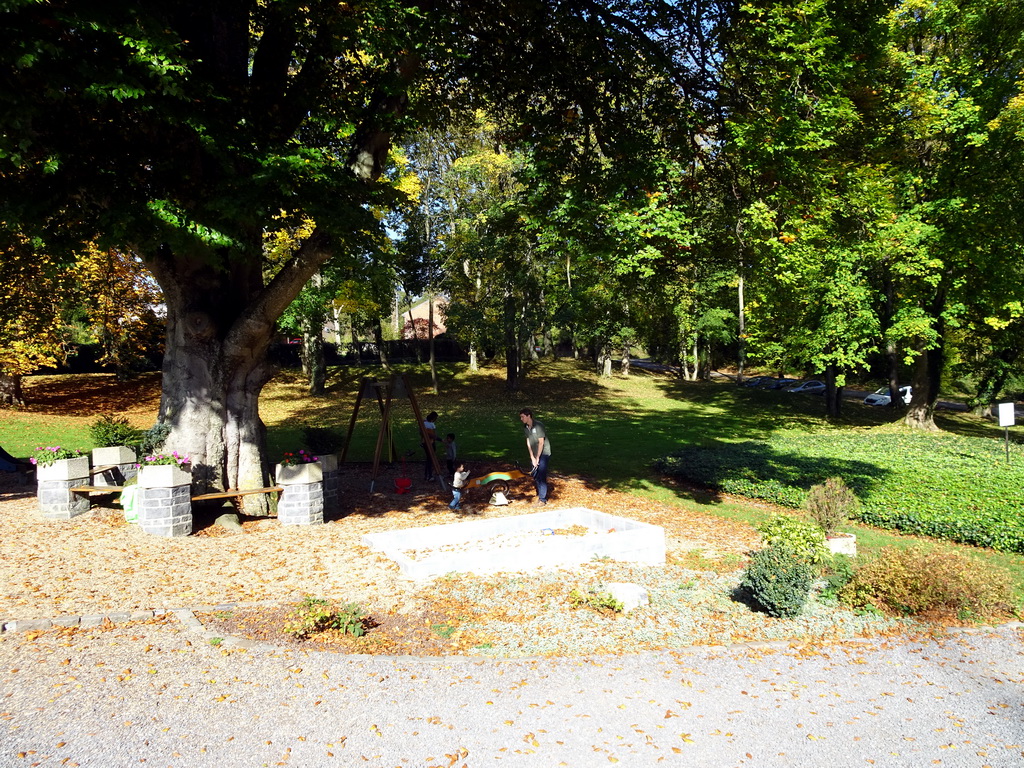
[
  {"xmin": 882, "ymin": 0, "xmax": 1024, "ymax": 428},
  {"xmin": 0, "ymin": 1, "xmax": 716, "ymax": 499}
]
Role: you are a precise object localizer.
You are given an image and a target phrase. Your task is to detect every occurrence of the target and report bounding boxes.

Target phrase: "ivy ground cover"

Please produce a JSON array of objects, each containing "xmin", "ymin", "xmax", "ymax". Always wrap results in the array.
[{"xmin": 657, "ymin": 430, "xmax": 1024, "ymax": 553}]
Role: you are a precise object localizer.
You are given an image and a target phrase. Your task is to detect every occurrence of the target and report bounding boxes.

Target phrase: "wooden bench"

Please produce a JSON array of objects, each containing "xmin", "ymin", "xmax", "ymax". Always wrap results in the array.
[
  {"xmin": 190, "ymin": 486, "xmax": 283, "ymax": 502},
  {"xmin": 69, "ymin": 485, "xmax": 282, "ymax": 502},
  {"xmin": 69, "ymin": 485, "xmax": 125, "ymax": 495},
  {"xmin": 88, "ymin": 464, "xmax": 120, "ymax": 477}
]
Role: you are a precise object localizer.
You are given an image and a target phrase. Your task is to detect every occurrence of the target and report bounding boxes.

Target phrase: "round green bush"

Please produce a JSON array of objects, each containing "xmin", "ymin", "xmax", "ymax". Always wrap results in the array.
[
  {"xmin": 756, "ymin": 514, "xmax": 829, "ymax": 566},
  {"xmin": 741, "ymin": 542, "xmax": 816, "ymax": 618}
]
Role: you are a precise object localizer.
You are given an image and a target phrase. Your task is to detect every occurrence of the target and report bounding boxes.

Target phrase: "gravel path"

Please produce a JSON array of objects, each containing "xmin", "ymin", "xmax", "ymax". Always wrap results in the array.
[
  {"xmin": 1, "ymin": 617, "xmax": 1022, "ymax": 767},
  {"xmin": 3, "ymin": 470, "xmax": 1023, "ymax": 766}
]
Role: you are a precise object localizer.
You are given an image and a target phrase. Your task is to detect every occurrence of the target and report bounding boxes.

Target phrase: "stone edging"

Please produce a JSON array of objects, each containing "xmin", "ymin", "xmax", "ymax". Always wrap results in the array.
[
  {"xmin": 0, "ymin": 602, "xmax": 278, "ymax": 654},
  {"xmin": 3, "ymin": 604, "xmax": 1022, "ymax": 659}
]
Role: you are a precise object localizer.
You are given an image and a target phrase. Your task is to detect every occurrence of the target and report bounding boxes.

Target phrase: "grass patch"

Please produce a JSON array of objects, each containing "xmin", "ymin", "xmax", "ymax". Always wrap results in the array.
[{"xmin": 657, "ymin": 430, "xmax": 1024, "ymax": 553}]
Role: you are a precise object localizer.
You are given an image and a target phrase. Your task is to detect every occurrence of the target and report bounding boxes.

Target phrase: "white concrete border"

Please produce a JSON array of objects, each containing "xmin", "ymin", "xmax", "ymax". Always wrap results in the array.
[{"xmin": 361, "ymin": 507, "xmax": 666, "ymax": 579}]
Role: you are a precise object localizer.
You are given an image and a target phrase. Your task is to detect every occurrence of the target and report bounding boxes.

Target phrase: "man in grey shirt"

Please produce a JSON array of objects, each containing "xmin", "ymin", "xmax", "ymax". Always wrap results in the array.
[{"xmin": 518, "ymin": 408, "xmax": 551, "ymax": 504}]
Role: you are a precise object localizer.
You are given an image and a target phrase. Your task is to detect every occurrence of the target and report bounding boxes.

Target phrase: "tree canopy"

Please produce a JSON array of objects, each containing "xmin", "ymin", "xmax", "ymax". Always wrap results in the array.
[{"xmin": 0, "ymin": 0, "xmax": 720, "ymax": 498}]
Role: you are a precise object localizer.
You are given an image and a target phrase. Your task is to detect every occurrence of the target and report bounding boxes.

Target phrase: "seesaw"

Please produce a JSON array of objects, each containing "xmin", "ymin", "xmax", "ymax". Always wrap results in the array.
[{"xmin": 465, "ymin": 468, "xmax": 530, "ymax": 489}]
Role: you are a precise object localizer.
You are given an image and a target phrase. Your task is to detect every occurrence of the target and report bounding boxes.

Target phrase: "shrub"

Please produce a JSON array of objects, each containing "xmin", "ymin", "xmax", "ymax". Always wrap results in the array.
[
  {"xmin": 741, "ymin": 542, "xmax": 816, "ymax": 618},
  {"xmin": 301, "ymin": 426, "xmax": 346, "ymax": 455},
  {"xmin": 89, "ymin": 414, "xmax": 143, "ymax": 449},
  {"xmin": 138, "ymin": 422, "xmax": 171, "ymax": 456},
  {"xmin": 283, "ymin": 596, "xmax": 367, "ymax": 639},
  {"xmin": 806, "ymin": 476, "xmax": 860, "ymax": 536},
  {"xmin": 843, "ymin": 547, "xmax": 1017, "ymax": 619},
  {"xmin": 819, "ymin": 554, "xmax": 855, "ymax": 602},
  {"xmin": 756, "ymin": 514, "xmax": 829, "ymax": 566},
  {"xmin": 568, "ymin": 587, "xmax": 624, "ymax": 614}
]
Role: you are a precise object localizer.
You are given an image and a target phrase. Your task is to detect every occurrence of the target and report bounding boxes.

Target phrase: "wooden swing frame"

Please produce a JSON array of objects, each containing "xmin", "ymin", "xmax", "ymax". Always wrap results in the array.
[{"xmin": 341, "ymin": 373, "xmax": 447, "ymax": 493}]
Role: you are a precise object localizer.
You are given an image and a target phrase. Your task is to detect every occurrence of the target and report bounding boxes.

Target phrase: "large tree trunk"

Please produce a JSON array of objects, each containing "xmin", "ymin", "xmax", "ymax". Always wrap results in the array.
[
  {"xmin": 505, "ymin": 344, "xmax": 521, "ymax": 391},
  {"xmin": 146, "ymin": 233, "xmax": 332, "ymax": 514},
  {"xmin": 0, "ymin": 373, "xmax": 24, "ymax": 406},
  {"xmin": 881, "ymin": 277, "xmax": 904, "ymax": 409},
  {"xmin": 373, "ymin": 320, "xmax": 389, "ymax": 368},
  {"xmin": 158, "ymin": 293, "xmax": 274, "ymax": 511},
  {"xmin": 503, "ymin": 287, "xmax": 521, "ymax": 391},
  {"xmin": 824, "ymin": 364, "xmax": 843, "ymax": 418},
  {"xmin": 301, "ymin": 323, "xmax": 326, "ymax": 396},
  {"xmin": 599, "ymin": 342, "xmax": 612, "ymax": 377},
  {"xmin": 737, "ymin": 268, "xmax": 746, "ymax": 379},
  {"xmin": 301, "ymin": 274, "xmax": 327, "ymax": 396},
  {"xmin": 428, "ymin": 294, "xmax": 438, "ymax": 394},
  {"xmin": 904, "ymin": 337, "xmax": 941, "ymax": 431}
]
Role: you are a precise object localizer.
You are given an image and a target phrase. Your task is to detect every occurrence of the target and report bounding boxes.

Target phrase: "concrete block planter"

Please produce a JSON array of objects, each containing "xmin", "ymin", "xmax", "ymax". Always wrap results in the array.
[
  {"xmin": 276, "ymin": 461, "xmax": 323, "ymax": 485},
  {"xmin": 36, "ymin": 456, "xmax": 90, "ymax": 482},
  {"xmin": 136, "ymin": 464, "xmax": 192, "ymax": 537},
  {"xmin": 36, "ymin": 456, "xmax": 91, "ymax": 520},
  {"xmin": 92, "ymin": 445, "xmax": 136, "ymax": 466},
  {"xmin": 826, "ymin": 533, "xmax": 857, "ymax": 557},
  {"xmin": 91, "ymin": 446, "xmax": 138, "ymax": 486},
  {"xmin": 138, "ymin": 463, "xmax": 192, "ymax": 489},
  {"xmin": 275, "ymin": 461, "xmax": 324, "ymax": 526}
]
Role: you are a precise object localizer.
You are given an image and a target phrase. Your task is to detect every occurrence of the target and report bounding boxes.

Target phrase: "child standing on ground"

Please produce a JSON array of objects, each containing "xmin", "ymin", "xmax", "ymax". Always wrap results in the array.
[
  {"xmin": 444, "ymin": 432, "xmax": 458, "ymax": 477},
  {"xmin": 450, "ymin": 461, "xmax": 470, "ymax": 511}
]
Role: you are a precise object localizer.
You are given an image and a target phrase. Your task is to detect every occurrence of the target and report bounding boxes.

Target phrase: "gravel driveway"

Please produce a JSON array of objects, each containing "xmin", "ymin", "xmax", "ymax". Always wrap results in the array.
[{"xmin": 2, "ymin": 616, "xmax": 1021, "ymax": 767}]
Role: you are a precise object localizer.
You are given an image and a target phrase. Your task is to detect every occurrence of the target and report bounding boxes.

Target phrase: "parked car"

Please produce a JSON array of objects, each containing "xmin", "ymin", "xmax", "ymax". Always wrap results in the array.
[
  {"xmin": 741, "ymin": 376, "xmax": 769, "ymax": 387},
  {"xmin": 864, "ymin": 385, "xmax": 912, "ymax": 406},
  {"xmin": 786, "ymin": 380, "xmax": 826, "ymax": 394},
  {"xmin": 762, "ymin": 377, "xmax": 797, "ymax": 390}
]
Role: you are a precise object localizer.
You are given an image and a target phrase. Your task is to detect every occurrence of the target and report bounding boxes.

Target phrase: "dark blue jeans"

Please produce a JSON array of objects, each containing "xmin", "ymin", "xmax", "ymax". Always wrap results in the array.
[{"xmin": 533, "ymin": 453, "xmax": 550, "ymax": 502}]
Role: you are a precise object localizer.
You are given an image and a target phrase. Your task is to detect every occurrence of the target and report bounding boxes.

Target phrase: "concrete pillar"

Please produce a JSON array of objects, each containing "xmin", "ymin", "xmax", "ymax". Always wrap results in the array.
[
  {"xmin": 136, "ymin": 464, "xmax": 193, "ymax": 537},
  {"xmin": 276, "ymin": 461, "xmax": 324, "ymax": 526},
  {"xmin": 36, "ymin": 456, "xmax": 91, "ymax": 520}
]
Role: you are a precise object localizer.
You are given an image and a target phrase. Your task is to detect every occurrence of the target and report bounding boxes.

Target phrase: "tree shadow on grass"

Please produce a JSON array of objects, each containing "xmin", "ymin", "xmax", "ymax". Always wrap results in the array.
[
  {"xmin": 653, "ymin": 439, "xmax": 890, "ymax": 510},
  {"xmin": 19, "ymin": 373, "xmax": 163, "ymax": 416}
]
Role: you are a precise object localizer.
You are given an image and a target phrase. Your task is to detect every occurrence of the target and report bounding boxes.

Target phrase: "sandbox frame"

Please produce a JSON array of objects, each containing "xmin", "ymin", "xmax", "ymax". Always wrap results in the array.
[{"xmin": 361, "ymin": 507, "xmax": 665, "ymax": 580}]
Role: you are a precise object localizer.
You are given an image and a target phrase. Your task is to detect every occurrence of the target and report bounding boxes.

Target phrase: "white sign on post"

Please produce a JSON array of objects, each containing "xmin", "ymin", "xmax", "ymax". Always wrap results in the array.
[{"xmin": 998, "ymin": 402, "xmax": 1016, "ymax": 427}]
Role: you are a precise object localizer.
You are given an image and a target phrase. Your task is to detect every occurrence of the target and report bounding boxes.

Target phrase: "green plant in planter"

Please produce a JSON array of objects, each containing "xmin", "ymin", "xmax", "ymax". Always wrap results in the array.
[
  {"xmin": 301, "ymin": 426, "xmax": 346, "ymax": 455},
  {"xmin": 279, "ymin": 449, "xmax": 319, "ymax": 466},
  {"xmin": 29, "ymin": 446, "xmax": 83, "ymax": 467},
  {"xmin": 741, "ymin": 542, "xmax": 816, "ymax": 618},
  {"xmin": 806, "ymin": 477, "xmax": 860, "ymax": 537},
  {"xmin": 756, "ymin": 514, "xmax": 829, "ymax": 566},
  {"xmin": 137, "ymin": 451, "xmax": 190, "ymax": 468}
]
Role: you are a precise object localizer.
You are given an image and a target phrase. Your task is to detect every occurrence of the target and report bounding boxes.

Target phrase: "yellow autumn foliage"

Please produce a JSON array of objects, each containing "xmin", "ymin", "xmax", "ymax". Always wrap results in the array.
[{"xmin": 1, "ymin": 238, "xmax": 163, "ymax": 377}]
